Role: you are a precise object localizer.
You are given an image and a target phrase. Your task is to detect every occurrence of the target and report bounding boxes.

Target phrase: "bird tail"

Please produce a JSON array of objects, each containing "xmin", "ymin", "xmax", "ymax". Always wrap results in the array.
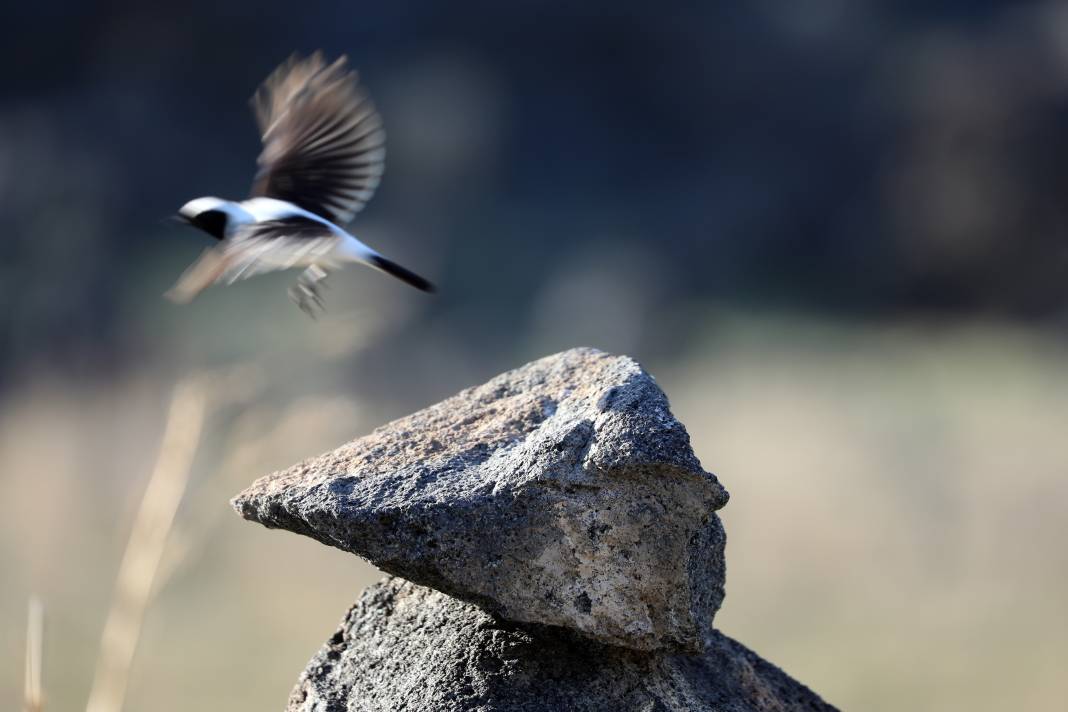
[{"xmin": 365, "ymin": 254, "xmax": 436, "ymax": 293}]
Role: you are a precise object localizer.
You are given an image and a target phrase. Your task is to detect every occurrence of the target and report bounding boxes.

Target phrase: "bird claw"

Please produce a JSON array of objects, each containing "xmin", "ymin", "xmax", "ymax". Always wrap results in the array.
[{"xmin": 289, "ymin": 278, "xmax": 326, "ymax": 319}]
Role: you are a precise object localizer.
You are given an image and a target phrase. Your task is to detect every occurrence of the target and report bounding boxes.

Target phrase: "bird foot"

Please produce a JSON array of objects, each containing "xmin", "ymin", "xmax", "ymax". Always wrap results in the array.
[{"xmin": 289, "ymin": 272, "xmax": 327, "ymax": 318}]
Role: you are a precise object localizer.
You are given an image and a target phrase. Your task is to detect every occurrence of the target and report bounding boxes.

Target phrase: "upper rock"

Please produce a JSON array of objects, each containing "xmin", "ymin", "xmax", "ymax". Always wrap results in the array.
[{"xmin": 233, "ymin": 348, "xmax": 729, "ymax": 652}]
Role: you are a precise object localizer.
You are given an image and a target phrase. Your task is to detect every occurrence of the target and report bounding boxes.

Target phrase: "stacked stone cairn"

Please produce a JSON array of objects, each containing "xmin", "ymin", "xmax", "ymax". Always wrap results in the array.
[{"xmin": 233, "ymin": 348, "xmax": 839, "ymax": 711}]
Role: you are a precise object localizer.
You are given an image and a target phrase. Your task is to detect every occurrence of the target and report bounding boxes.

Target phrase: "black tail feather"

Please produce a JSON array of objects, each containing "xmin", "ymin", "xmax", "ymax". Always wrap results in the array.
[{"xmin": 368, "ymin": 255, "xmax": 436, "ymax": 293}]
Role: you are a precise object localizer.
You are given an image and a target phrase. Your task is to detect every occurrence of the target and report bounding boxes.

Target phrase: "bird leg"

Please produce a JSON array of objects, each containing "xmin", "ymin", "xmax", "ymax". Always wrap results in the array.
[{"xmin": 288, "ymin": 265, "xmax": 329, "ymax": 318}]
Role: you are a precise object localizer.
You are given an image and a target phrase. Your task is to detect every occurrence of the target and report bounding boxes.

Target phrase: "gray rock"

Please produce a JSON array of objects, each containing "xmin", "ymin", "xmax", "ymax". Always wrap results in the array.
[
  {"xmin": 233, "ymin": 348, "xmax": 729, "ymax": 652},
  {"xmin": 288, "ymin": 577, "xmax": 839, "ymax": 712}
]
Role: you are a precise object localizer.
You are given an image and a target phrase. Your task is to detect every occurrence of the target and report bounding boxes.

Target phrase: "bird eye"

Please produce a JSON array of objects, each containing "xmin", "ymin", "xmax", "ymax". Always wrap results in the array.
[{"xmin": 190, "ymin": 210, "xmax": 228, "ymax": 240}]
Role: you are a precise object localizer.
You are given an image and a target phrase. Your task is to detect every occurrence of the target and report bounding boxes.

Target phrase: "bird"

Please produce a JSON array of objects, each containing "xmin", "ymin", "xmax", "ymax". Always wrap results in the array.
[{"xmin": 166, "ymin": 52, "xmax": 434, "ymax": 317}]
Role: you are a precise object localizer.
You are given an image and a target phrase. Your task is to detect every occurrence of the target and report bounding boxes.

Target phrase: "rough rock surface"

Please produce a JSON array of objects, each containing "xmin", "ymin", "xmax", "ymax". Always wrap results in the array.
[
  {"xmin": 288, "ymin": 577, "xmax": 839, "ymax": 712},
  {"xmin": 234, "ymin": 348, "xmax": 729, "ymax": 652}
]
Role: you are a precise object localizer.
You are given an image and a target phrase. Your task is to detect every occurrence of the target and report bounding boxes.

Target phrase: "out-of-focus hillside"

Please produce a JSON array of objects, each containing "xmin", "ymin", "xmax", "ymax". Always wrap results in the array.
[{"xmin": 5, "ymin": 2, "xmax": 1068, "ymax": 386}]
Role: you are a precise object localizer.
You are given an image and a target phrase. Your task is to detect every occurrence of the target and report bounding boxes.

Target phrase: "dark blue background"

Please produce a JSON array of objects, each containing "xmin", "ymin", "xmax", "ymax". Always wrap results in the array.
[{"xmin": 4, "ymin": 1, "xmax": 1067, "ymax": 382}]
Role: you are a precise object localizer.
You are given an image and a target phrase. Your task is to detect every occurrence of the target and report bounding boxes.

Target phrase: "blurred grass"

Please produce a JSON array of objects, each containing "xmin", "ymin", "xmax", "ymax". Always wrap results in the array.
[
  {"xmin": 2, "ymin": 312, "xmax": 1066, "ymax": 711},
  {"xmin": 24, "ymin": 598, "xmax": 42, "ymax": 712},
  {"xmin": 665, "ymin": 313, "xmax": 1068, "ymax": 711}
]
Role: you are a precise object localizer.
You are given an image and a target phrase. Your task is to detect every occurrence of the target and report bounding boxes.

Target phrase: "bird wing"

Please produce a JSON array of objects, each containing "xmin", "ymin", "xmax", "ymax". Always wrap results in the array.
[
  {"xmin": 249, "ymin": 53, "xmax": 386, "ymax": 225},
  {"xmin": 219, "ymin": 217, "xmax": 343, "ymax": 281},
  {"xmin": 165, "ymin": 217, "xmax": 340, "ymax": 302}
]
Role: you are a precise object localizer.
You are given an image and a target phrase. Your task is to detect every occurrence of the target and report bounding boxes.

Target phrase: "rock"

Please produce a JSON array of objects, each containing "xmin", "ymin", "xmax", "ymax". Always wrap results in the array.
[
  {"xmin": 236, "ymin": 348, "xmax": 840, "ymax": 710},
  {"xmin": 233, "ymin": 347, "xmax": 728, "ymax": 652},
  {"xmin": 288, "ymin": 577, "xmax": 839, "ymax": 712}
]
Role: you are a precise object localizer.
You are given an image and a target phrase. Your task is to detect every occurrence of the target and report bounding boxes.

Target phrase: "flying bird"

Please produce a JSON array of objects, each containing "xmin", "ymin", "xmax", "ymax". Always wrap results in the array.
[{"xmin": 167, "ymin": 52, "xmax": 434, "ymax": 316}]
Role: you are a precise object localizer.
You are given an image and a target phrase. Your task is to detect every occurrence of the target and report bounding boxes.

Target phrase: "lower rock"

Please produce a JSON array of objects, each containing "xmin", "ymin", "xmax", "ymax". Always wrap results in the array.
[{"xmin": 289, "ymin": 577, "xmax": 838, "ymax": 712}]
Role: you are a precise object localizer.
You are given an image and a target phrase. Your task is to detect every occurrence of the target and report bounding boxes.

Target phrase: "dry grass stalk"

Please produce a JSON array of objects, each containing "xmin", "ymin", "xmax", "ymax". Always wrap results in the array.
[
  {"xmin": 84, "ymin": 379, "xmax": 207, "ymax": 712},
  {"xmin": 24, "ymin": 597, "xmax": 43, "ymax": 712}
]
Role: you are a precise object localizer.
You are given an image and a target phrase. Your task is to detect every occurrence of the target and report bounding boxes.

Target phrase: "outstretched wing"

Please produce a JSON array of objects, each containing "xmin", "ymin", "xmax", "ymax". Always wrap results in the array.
[
  {"xmin": 165, "ymin": 217, "xmax": 340, "ymax": 302},
  {"xmin": 250, "ymin": 53, "xmax": 386, "ymax": 225}
]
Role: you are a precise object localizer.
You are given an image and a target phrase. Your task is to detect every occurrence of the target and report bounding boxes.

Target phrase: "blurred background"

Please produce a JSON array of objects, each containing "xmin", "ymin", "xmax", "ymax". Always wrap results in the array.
[{"xmin": 2, "ymin": 1, "xmax": 1067, "ymax": 710}]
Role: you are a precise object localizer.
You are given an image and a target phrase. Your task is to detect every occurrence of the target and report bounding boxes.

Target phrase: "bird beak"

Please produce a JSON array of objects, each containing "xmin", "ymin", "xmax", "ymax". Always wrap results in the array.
[{"xmin": 161, "ymin": 214, "xmax": 188, "ymax": 227}]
